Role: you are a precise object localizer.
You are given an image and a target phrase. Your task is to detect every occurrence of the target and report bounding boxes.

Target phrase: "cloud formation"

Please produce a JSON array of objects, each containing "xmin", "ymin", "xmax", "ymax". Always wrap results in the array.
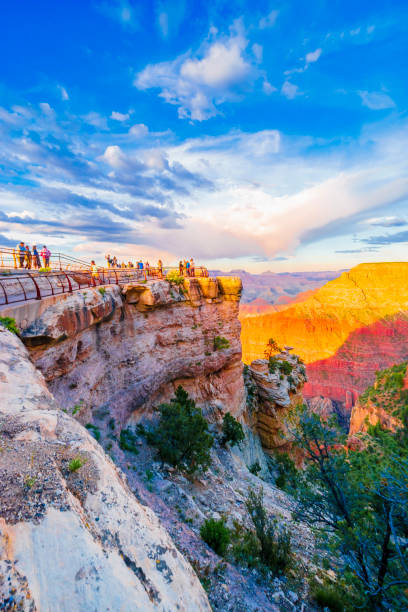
[
  {"xmin": 359, "ymin": 90, "xmax": 395, "ymax": 110},
  {"xmin": 135, "ymin": 23, "xmax": 260, "ymax": 120}
]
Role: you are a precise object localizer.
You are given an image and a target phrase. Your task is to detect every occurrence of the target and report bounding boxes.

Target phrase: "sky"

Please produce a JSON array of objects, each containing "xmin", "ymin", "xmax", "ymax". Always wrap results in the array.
[{"xmin": 0, "ymin": 0, "xmax": 407, "ymax": 272}]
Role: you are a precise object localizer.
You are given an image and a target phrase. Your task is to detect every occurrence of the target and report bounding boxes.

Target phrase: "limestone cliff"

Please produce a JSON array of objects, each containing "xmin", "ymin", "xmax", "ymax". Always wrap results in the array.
[
  {"xmin": 0, "ymin": 327, "xmax": 210, "ymax": 611},
  {"xmin": 247, "ymin": 352, "xmax": 306, "ymax": 453},
  {"xmin": 349, "ymin": 362, "xmax": 407, "ymax": 436},
  {"xmin": 8, "ymin": 277, "xmax": 244, "ymax": 427},
  {"xmin": 241, "ymin": 263, "xmax": 408, "ymax": 412}
]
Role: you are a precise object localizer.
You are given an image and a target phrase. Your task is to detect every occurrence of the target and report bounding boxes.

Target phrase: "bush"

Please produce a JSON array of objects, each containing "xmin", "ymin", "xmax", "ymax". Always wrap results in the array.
[
  {"xmin": 222, "ymin": 412, "xmax": 245, "ymax": 447},
  {"xmin": 213, "ymin": 336, "xmax": 230, "ymax": 351},
  {"xmin": 142, "ymin": 386, "xmax": 213, "ymax": 474},
  {"xmin": 268, "ymin": 356, "xmax": 278, "ymax": 373},
  {"xmin": 249, "ymin": 461, "xmax": 262, "ymax": 476},
  {"xmin": 310, "ymin": 581, "xmax": 345, "ymax": 612},
  {"xmin": 166, "ymin": 270, "xmax": 185, "ymax": 286},
  {"xmin": 264, "ymin": 338, "xmax": 282, "ymax": 359},
  {"xmin": 274, "ymin": 453, "xmax": 298, "ymax": 491},
  {"xmin": 200, "ymin": 518, "xmax": 231, "ymax": 556},
  {"xmin": 98, "ymin": 287, "xmax": 106, "ymax": 296},
  {"xmin": 68, "ymin": 457, "xmax": 85, "ymax": 473},
  {"xmin": 119, "ymin": 428, "xmax": 139, "ymax": 455},
  {"xmin": 38, "ymin": 267, "xmax": 51, "ymax": 274},
  {"xmin": 246, "ymin": 488, "xmax": 293, "ymax": 575},
  {"xmin": 230, "ymin": 521, "xmax": 260, "ymax": 568},
  {"xmin": 0, "ymin": 316, "xmax": 19, "ymax": 335},
  {"xmin": 85, "ymin": 423, "xmax": 101, "ymax": 441},
  {"xmin": 280, "ymin": 361, "xmax": 293, "ymax": 376}
]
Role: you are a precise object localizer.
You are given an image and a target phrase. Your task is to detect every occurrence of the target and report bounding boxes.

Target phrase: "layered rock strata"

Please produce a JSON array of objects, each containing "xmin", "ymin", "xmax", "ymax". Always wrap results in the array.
[
  {"xmin": 248, "ymin": 352, "xmax": 306, "ymax": 453},
  {"xmin": 0, "ymin": 327, "xmax": 210, "ymax": 611},
  {"xmin": 4, "ymin": 277, "xmax": 244, "ymax": 426},
  {"xmin": 241, "ymin": 263, "xmax": 408, "ymax": 411}
]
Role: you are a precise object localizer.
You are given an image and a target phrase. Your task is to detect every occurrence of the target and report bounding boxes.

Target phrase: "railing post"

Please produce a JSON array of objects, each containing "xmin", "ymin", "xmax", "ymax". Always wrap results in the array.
[
  {"xmin": 64, "ymin": 273, "xmax": 73, "ymax": 293},
  {"xmin": 27, "ymin": 272, "xmax": 41, "ymax": 300}
]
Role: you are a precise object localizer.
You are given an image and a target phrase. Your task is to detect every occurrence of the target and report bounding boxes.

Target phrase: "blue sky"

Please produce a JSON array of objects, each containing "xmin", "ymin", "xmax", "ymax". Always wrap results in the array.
[{"xmin": 0, "ymin": 0, "xmax": 407, "ymax": 271}]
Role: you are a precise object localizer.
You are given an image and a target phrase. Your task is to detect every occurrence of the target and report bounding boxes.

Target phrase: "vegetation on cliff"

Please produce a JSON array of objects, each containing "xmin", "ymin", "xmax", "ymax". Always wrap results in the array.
[{"xmin": 291, "ymin": 391, "xmax": 408, "ymax": 611}]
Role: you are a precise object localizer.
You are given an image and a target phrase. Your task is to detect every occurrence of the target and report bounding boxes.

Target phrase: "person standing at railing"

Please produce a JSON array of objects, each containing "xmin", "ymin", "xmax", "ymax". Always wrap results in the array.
[
  {"xmin": 91, "ymin": 260, "xmax": 99, "ymax": 285},
  {"xmin": 157, "ymin": 259, "xmax": 163, "ymax": 279},
  {"xmin": 185, "ymin": 259, "xmax": 191, "ymax": 277},
  {"xmin": 40, "ymin": 245, "xmax": 51, "ymax": 268},
  {"xmin": 16, "ymin": 241, "xmax": 26, "ymax": 268},
  {"xmin": 179, "ymin": 260, "xmax": 184, "ymax": 276},
  {"xmin": 105, "ymin": 254, "xmax": 112, "ymax": 268},
  {"xmin": 24, "ymin": 245, "xmax": 32, "ymax": 269},
  {"xmin": 190, "ymin": 258, "xmax": 195, "ymax": 277},
  {"xmin": 145, "ymin": 261, "xmax": 150, "ymax": 276},
  {"xmin": 32, "ymin": 245, "xmax": 40, "ymax": 269}
]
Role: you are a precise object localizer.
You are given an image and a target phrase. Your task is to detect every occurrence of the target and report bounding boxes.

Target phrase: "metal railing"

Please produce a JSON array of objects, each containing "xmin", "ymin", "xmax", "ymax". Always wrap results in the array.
[{"xmin": 0, "ymin": 246, "xmax": 209, "ymax": 307}]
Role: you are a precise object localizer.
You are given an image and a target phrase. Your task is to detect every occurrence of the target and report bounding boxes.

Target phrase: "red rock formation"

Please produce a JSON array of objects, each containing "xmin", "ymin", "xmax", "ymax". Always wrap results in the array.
[{"xmin": 241, "ymin": 263, "xmax": 408, "ymax": 414}]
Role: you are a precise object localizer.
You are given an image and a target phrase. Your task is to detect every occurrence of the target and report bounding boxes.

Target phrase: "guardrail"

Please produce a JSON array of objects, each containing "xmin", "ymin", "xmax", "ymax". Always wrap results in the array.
[{"xmin": 0, "ymin": 265, "xmax": 209, "ymax": 306}]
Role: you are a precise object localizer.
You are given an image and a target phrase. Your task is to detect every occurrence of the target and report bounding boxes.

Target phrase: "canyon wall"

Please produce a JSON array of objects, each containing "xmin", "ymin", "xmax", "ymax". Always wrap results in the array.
[
  {"xmin": 9, "ymin": 277, "xmax": 244, "ymax": 428},
  {"xmin": 241, "ymin": 263, "xmax": 408, "ymax": 413},
  {"xmin": 0, "ymin": 326, "xmax": 210, "ymax": 611}
]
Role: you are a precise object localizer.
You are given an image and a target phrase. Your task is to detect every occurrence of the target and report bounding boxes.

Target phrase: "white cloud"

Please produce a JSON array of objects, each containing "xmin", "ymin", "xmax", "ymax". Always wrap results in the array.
[
  {"xmin": 39, "ymin": 102, "xmax": 55, "ymax": 117},
  {"xmin": 259, "ymin": 10, "xmax": 278, "ymax": 29},
  {"xmin": 252, "ymin": 43, "xmax": 263, "ymax": 63},
  {"xmin": 100, "ymin": 145, "xmax": 126, "ymax": 169},
  {"xmin": 129, "ymin": 123, "xmax": 149, "ymax": 138},
  {"xmin": 83, "ymin": 111, "xmax": 108, "ymax": 129},
  {"xmin": 305, "ymin": 48, "xmax": 322, "ymax": 63},
  {"xmin": 359, "ymin": 90, "xmax": 395, "ymax": 110},
  {"xmin": 350, "ymin": 27, "xmax": 361, "ymax": 36},
  {"xmin": 135, "ymin": 24, "xmax": 259, "ymax": 120},
  {"xmin": 58, "ymin": 85, "xmax": 69, "ymax": 101},
  {"xmin": 281, "ymin": 81, "xmax": 299, "ymax": 100},
  {"xmin": 110, "ymin": 111, "xmax": 130, "ymax": 121},
  {"xmin": 263, "ymin": 80, "xmax": 276, "ymax": 95}
]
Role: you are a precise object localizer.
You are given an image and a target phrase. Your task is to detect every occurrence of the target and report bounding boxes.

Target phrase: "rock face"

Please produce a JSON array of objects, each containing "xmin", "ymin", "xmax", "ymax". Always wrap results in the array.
[
  {"xmin": 349, "ymin": 362, "xmax": 407, "ymax": 436},
  {"xmin": 0, "ymin": 327, "xmax": 211, "ymax": 611},
  {"xmin": 248, "ymin": 353, "xmax": 306, "ymax": 452},
  {"xmin": 241, "ymin": 263, "xmax": 408, "ymax": 414},
  {"xmin": 6, "ymin": 277, "xmax": 244, "ymax": 427}
]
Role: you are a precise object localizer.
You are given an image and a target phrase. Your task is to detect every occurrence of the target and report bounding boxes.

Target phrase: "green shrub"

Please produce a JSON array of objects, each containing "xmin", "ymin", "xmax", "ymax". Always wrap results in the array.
[
  {"xmin": 310, "ymin": 581, "xmax": 345, "ymax": 612},
  {"xmin": 213, "ymin": 336, "xmax": 230, "ymax": 351},
  {"xmin": 166, "ymin": 270, "xmax": 185, "ymax": 286},
  {"xmin": 119, "ymin": 428, "xmax": 139, "ymax": 455},
  {"xmin": 274, "ymin": 452, "xmax": 298, "ymax": 491},
  {"xmin": 98, "ymin": 287, "xmax": 106, "ymax": 296},
  {"xmin": 264, "ymin": 338, "xmax": 282, "ymax": 359},
  {"xmin": 85, "ymin": 423, "xmax": 101, "ymax": 441},
  {"xmin": 280, "ymin": 361, "xmax": 294, "ymax": 375},
  {"xmin": 222, "ymin": 412, "xmax": 245, "ymax": 447},
  {"xmin": 142, "ymin": 386, "xmax": 213, "ymax": 474},
  {"xmin": 71, "ymin": 403, "xmax": 82, "ymax": 416},
  {"xmin": 230, "ymin": 521, "xmax": 260, "ymax": 568},
  {"xmin": 0, "ymin": 316, "xmax": 19, "ymax": 335},
  {"xmin": 249, "ymin": 461, "xmax": 262, "ymax": 476},
  {"xmin": 246, "ymin": 488, "xmax": 293, "ymax": 575},
  {"xmin": 24, "ymin": 475, "xmax": 37, "ymax": 489},
  {"xmin": 268, "ymin": 356, "xmax": 278, "ymax": 373},
  {"xmin": 200, "ymin": 518, "xmax": 231, "ymax": 556},
  {"xmin": 68, "ymin": 457, "xmax": 85, "ymax": 473},
  {"xmin": 38, "ymin": 267, "xmax": 51, "ymax": 274}
]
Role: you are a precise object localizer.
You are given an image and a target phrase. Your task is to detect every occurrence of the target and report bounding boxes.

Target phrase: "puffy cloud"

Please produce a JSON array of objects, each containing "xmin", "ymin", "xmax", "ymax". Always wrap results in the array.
[
  {"xmin": 135, "ymin": 24, "xmax": 260, "ymax": 120},
  {"xmin": 110, "ymin": 111, "xmax": 130, "ymax": 121},
  {"xmin": 359, "ymin": 90, "xmax": 395, "ymax": 110},
  {"xmin": 259, "ymin": 10, "xmax": 278, "ymax": 29},
  {"xmin": 281, "ymin": 81, "xmax": 300, "ymax": 99},
  {"xmin": 129, "ymin": 123, "xmax": 149, "ymax": 138},
  {"xmin": 305, "ymin": 48, "xmax": 322, "ymax": 63}
]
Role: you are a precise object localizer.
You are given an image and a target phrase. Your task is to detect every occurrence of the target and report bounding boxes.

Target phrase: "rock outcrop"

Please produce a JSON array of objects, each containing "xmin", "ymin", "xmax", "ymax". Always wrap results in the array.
[
  {"xmin": 5, "ymin": 277, "xmax": 244, "ymax": 427},
  {"xmin": 247, "ymin": 352, "xmax": 306, "ymax": 453},
  {"xmin": 0, "ymin": 327, "xmax": 211, "ymax": 611},
  {"xmin": 241, "ymin": 263, "xmax": 408, "ymax": 414}
]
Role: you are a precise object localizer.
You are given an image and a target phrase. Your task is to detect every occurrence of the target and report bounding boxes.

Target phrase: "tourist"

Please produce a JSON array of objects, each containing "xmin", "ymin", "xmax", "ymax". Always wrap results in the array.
[
  {"xmin": 157, "ymin": 259, "xmax": 163, "ymax": 278},
  {"xmin": 16, "ymin": 241, "xmax": 25, "ymax": 268},
  {"xmin": 112, "ymin": 256, "xmax": 118, "ymax": 268},
  {"xmin": 179, "ymin": 260, "xmax": 184, "ymax": 276},
  {"xmin": 190, "ymin": 258, "xmax": 195, "ymax": 277},
  {"xmin": 40, "ymin": 245, "xmax": 50, "ymax": 268},
  {"xmin": 185, "ymin": 259, "xmax": 191, "ymax": 277},
  {"xmin": 105, "ymin": 254, "xmax": 112, "ymax": 268},
  {"xmin": 145, "ymin": 261, "xmax": 150, "ymax": 275},
  {"xmin": 90, "ymin": 260, "xmax": 99, "ymax": 284},
  {"xmin": 32, "ymin": 245, "xmax": 40, "ymax": 269},
  {"xmin": 128, "ymin": 261, "xmax": 134, "ymax": 268},
  {"xmin": 25, "ymin": 245, "xmax": 32, "ymax": 269}
]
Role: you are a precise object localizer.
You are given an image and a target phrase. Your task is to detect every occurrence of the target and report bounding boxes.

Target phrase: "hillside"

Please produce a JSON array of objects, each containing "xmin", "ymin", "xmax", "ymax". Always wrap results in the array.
[{"xmin": 241, "ymin": 262, "xmax": 408, "ymax": 411}]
